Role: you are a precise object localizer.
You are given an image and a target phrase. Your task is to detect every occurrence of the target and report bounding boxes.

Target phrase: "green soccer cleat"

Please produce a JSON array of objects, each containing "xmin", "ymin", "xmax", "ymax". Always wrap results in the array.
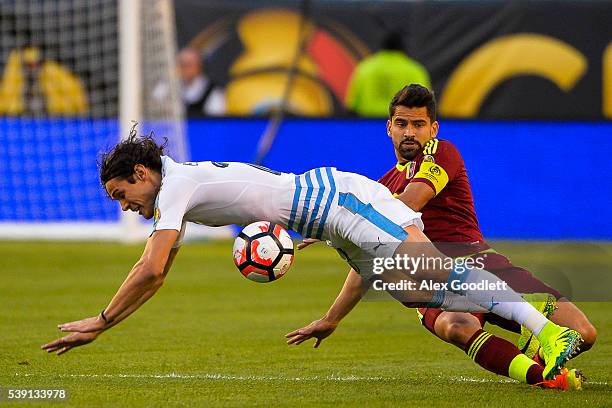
[
  {"xmin": 518, "ymin": 293, "xmax": 557, "ymax": 359},
  {"xmin": 536, "ymin": 368, "xmax": 585, "ymax": 391},
  {"xmin": 538, "ymin": 322, "xmax": 583, "ymax": 379}
]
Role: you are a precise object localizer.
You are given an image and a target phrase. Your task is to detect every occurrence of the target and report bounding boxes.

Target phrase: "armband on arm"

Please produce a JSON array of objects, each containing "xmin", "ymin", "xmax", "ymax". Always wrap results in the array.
[{"xmin": 412, "ymin": 162, "xmax": 449, "ymax": 195}]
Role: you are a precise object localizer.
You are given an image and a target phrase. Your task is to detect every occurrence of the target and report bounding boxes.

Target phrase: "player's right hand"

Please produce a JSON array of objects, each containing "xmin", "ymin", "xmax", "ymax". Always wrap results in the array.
[
  {"xmin": 41, "ymin": 331, "xmax": 100, "ymax": 355},
  {"xmin": 285, "ymin": 318, "xmax": 338, "ymax": 348},
  {"xmin": 297, "ymin": 238, "xmax": 321, "ymax": 250}
]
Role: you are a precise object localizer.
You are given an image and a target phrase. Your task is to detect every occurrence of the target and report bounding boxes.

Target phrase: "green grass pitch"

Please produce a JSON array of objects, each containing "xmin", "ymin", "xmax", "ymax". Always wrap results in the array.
[{"xmin": 1, "ymin": 240, "xmax": 610, "ymax": 407}]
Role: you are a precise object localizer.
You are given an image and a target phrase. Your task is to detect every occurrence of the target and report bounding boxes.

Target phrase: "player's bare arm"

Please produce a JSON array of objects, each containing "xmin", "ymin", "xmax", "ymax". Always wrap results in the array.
[
  {"xmin": 93, "ymin": 230, "xmax": 179, "ymax": 329},
  {"xmin": 397, "ymin": 182, "xmax": 435, "ymax": 212},
  {"xmin": 42, "ymin": 230, "xmax": 179, "ymax": 355},
  {"xmin": 286, "ymin": 268, "xmax": 364, "ymax": 347}
]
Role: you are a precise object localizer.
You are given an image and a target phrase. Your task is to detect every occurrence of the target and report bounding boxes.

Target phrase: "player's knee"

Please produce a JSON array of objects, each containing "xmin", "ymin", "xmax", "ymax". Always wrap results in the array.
[{"xmin": 436, "ymin": 316, "xmax": 480, "ymax": 347}]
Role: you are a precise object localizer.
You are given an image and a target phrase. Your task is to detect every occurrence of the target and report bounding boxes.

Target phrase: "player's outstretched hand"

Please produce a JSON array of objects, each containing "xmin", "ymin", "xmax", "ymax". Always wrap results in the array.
[
  {"xmin": 285, "ymin": 318, "xmax": 337, "ymax": 348},
  {"xmin": 297, "ymin": 238, "xmax": 321, "ymax": 250},
  {"xmin": 57, "ymin": 315, "xmax": 106, "ymax": 333},
  {"xmin": 41, "ymin": 331, "xmax": 100, "ymax": 355}
]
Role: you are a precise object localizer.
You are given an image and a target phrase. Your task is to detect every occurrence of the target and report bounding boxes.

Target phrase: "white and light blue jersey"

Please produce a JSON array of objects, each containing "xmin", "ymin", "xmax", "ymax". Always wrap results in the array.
[
  {"xmin": 153, "ymin": 157, "xmax": 296, "ymax": 233},
  {"xmin": 287, "ymin": 167, "xmax": 338, "ymax": 240},
  {"xmin": 153, "ymin": 157, "xmax": 338, "ymax": 240},
  {"xmin": 154, "ymin": 156, "xmax": 423, "ymax": 277}
]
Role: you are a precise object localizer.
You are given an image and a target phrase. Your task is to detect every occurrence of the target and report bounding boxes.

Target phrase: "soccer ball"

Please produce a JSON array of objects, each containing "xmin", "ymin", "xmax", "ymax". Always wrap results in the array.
[{"xmin": 233, "ymin": 221, "xmax": 294, "ymax": 283}]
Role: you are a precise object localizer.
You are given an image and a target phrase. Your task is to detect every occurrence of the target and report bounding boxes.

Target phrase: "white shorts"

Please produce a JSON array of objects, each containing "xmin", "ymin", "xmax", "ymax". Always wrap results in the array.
[{"xmin": 324, "ymin": 170, "xmax": 424, "ymax": 280}]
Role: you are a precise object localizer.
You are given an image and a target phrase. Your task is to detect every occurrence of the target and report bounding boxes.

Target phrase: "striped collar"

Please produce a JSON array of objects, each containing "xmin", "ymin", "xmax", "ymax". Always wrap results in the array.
[{"xmin": 396, "ymin": 161, "xmax": 410, "ymax": 171}]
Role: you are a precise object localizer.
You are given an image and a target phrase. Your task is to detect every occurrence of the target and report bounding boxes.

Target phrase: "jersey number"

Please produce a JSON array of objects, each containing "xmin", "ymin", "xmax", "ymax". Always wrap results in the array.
[
  {"xmin": 247, "ymin": 163, "xmax": 281, "ymax": 175},
  {"xmin": 209, "ymin": 161, "xmax": 280, "ymax": 175}
]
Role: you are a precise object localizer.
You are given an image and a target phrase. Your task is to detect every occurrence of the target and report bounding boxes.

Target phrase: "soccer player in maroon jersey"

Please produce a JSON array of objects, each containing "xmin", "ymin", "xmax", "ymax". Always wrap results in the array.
[{"xmin": 287, "ymin": 85, "xmax": 596, "ymax": 390}]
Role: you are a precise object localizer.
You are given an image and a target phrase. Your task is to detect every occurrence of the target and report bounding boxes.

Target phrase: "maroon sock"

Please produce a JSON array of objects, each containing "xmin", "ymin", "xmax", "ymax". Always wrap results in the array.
[
  {"xmin": 526, "ymin": 364, "xmax": 545, "ymax": 385},
  {"xmin": 484, "ymin": 314, "xmax": 521, "ymax": 334},
  {"xmin": 465, "ymin": 329, "xmax": 544, "ymax": 384}
]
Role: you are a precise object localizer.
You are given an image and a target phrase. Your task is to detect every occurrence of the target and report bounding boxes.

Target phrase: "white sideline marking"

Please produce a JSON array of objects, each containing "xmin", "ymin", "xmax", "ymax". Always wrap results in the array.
[
  {"xmin": 452, "ymin": 376, "xmax": 515, "ymax": 384},
  {"xmin": 14, "ymin": 373, "xmax": 394, "ymax": 382},
  {"xmin": 14, "ymin": 373, "xmax": 608, "ymax": 386}
]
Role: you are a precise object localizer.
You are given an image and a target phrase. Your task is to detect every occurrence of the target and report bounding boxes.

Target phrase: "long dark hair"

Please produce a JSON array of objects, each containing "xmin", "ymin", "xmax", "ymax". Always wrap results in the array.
[{"xmin": 99, "ymin": 123, "xmax": 166, "ymax": 185}]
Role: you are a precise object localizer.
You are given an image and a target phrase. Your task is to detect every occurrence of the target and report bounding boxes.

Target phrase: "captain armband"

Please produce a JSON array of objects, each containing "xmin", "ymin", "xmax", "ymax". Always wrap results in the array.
[{"xmin": 413, "ymin": 162, "xmax": 449, "ymax": 195}]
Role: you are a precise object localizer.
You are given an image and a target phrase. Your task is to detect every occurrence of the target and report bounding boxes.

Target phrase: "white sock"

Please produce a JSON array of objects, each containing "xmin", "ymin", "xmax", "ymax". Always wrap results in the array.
[{"xmin": 443, "ymin": 267, "xmax": 549, "ymax": 335}]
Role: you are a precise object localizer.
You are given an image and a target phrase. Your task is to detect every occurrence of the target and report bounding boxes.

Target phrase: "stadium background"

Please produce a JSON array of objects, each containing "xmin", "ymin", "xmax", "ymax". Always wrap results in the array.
[
  {"xmin": 0, "ymin": 0, "xmax": 610, "ymax": 240},
  {"xmin": 1, "ymin": 1, "xmax": 611, "ymax": 406}
]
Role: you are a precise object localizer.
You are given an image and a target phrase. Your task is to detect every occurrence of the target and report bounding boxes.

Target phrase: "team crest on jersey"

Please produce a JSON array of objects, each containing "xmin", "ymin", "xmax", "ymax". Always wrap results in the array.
[
  {"xmin": 423, "ymin": 154, "xmax": 435, "ymax": 163},
  {"xmin": 154, "ymin": 208, "xmax": 161, "ymax": 225},
  {"xmin": 405, "ymin": 161, "xmax": 417, "ymax": 179}
]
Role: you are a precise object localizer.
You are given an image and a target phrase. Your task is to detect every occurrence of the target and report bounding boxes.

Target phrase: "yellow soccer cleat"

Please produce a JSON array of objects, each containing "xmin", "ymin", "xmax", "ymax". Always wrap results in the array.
[
  {"xmin": 518, "ymin": 293, "xmax": 557, "ymax": 359},
  {"xmin": 538, "ymin": 322, "xmax": 583, "ymax": 379},
  {"xmin": 537, "ymin": 368, "xmax": 585, "ymax": 391}
]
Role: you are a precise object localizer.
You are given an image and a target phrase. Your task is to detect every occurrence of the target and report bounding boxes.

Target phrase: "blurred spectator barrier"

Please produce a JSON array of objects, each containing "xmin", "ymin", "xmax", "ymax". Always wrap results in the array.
[{"xmin": 3, "ymin": 118, "xmax": 608, "ymax": 240}]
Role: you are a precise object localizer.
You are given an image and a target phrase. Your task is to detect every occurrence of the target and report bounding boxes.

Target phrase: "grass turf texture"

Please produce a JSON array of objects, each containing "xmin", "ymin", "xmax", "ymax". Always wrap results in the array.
[{"xmin": 1, "ymin": 240, "xmax": 610, "ymax": 407}]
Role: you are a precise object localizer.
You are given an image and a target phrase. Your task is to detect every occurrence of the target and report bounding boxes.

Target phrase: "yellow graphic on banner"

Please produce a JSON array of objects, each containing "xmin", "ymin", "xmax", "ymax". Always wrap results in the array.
[
  {"xmin": 440, "ymin": 34, "xmax": 587, "ymax": 118},
  {"xmin": 226, "ymin": 9, "xmax": 332, "ymax": 116},
  {"xmin": 604, "ymin": 42, "xmax": 612, "ymax": 119}
]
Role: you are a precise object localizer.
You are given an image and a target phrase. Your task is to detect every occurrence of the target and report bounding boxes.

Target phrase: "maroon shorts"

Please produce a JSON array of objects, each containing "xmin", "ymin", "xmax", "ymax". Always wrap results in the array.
[{"xmin": 413, "ymin": 251, "xmax": 564, "ymax": 334}]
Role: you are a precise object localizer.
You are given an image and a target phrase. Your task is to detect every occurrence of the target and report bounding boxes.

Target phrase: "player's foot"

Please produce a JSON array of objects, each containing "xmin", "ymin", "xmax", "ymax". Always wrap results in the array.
[
  {"xmin": 536, "ymin": 368, "xmax": 585, "ymax": 391},
  {"xmin": 518, "ymin": 293, "xmax": 557, "ymax": 359},
  {"xmin": 538, "ymin": 322, "xmax": 583, "ymax": 379}
]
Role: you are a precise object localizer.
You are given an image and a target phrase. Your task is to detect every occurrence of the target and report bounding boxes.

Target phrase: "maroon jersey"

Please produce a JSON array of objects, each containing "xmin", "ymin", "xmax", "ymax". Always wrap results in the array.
[
  {"xmin": 379, "ymin": 138, "xmax": 488, "ymax": 255},
  {"xmin": 384, "ymin": 139, "xmax": 566, "ymax": 322}
]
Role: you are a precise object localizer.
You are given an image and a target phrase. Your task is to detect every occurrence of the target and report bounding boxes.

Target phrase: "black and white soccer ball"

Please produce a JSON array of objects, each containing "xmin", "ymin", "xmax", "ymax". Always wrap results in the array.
[{"xmin": 233, "ymin": 221, "xmax": 294, "ymax": 283}]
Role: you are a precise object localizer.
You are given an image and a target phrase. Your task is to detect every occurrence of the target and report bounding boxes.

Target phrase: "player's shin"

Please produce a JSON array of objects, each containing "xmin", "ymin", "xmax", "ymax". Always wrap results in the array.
[{"xmin": 465, "ymin": 329, "xmax": 544, "ymax": 385}]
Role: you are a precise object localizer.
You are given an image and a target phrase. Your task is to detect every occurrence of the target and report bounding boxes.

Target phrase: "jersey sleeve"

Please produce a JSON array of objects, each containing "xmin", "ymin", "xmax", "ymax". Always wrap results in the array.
[
  {"xmin": 172, "ymin": 221, "xmax": 187, "ymax": 249},
  {"xmin": 411, "ymin": 140, "xmax": 463, "ymax": 195},
  {"xmin": 152, "ymin": 176, "xmax": 198, "ymax": 233}
]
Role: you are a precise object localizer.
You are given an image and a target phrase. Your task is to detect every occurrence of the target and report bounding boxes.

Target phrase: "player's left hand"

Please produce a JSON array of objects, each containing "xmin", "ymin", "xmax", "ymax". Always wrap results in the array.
[{"xmin": 57, "ymin": 315, "xmax": 106, "ymax": 333}]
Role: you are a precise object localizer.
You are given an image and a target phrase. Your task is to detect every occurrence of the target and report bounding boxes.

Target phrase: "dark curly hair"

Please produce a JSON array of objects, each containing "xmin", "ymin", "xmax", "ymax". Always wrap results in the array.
[
  {"xmin": 99, "ymin": 123, "xmax": 166, "ymax": 186},
  {"xmin": 389, "ymin": 84, "xmax": 436, "ymax": 122}
]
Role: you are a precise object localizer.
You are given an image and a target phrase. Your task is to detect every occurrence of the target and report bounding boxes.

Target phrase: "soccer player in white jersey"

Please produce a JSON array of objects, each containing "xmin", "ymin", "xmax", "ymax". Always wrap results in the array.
[{"xmin": 42, "ymin": 134, "xmax": 582, "ymax": 380}]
